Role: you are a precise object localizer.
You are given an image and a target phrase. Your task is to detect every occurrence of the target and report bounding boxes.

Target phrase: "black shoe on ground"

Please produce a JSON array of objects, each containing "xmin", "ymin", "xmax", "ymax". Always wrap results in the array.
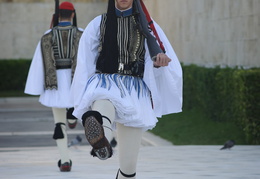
[{"xmin": 58, "ymin": 160, "xmax": 72, "ymax": 172}]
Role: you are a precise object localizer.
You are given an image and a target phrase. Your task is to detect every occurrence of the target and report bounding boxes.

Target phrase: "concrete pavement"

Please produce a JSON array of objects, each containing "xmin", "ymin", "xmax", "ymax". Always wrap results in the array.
[
  {"xmin": 1, "ymin": 145, "xmax": 260, "ymax": 179},
  {"xmin": 0, "ymin": 97, "xmax": 260, "ymax": 179}
]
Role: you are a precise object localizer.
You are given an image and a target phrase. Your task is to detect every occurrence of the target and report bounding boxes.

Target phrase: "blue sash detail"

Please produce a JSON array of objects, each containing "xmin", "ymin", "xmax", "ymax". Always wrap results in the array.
[{"xmin": 87, "ymin": 74, "xmax": 150, "ymax": 98}]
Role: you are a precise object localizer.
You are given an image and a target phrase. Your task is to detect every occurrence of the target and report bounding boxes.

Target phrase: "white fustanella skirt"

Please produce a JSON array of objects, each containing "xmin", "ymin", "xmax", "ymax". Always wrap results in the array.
[{"xmin": 73, "ymin": 73, "xmax": 158, "ymax": 131}]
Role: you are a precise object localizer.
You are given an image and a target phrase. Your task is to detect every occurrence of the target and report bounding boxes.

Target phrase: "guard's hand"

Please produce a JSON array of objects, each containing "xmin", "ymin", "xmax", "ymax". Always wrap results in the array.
[{"xmin": 153, "ymin": 53, "xmax": 171, "ymax": 67}]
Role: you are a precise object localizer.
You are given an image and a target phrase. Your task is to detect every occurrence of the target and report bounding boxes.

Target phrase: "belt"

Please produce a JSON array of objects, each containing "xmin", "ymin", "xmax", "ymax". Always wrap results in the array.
[{"xmin": 55, "ymin": 58, "xmax": 72, "ymax": 69}]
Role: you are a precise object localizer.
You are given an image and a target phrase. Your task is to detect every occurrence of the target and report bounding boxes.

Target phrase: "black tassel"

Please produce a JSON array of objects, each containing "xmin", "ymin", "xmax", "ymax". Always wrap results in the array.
[
  {"xmin": 66, "ymin": 108, "xmax": 77, "ymax": 119},
  {"xmin": 53, "ymin": 122, "xmax": 65, "ymax": 139}
]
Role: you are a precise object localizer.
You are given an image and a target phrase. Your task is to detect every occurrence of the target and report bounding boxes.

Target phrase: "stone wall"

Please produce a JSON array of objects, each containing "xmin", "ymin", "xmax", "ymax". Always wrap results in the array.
[
  {"xmin": 145, "ymin": 0, "xmax": 260, "ymax": 67},
  {"xmin": 0, "ymin": 1, "xmax": 107, "ymax": 59},
  {"xmin": 0, "ymin": 0, "xmax": 259, "ymax": 67}
]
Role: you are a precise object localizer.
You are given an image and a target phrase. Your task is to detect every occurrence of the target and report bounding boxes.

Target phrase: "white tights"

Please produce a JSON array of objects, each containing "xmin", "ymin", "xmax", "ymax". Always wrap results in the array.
[
  {"xmin": 52, "ymin": 108, "xmax": 70, "ymax": 164},
  {"xmin": 92, "ymin": 100, "xmax": 142, "ymax": 179}
]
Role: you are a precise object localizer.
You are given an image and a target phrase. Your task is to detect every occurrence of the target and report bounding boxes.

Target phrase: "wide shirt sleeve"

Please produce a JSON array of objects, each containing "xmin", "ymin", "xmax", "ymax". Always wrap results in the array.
[
  {"xmin": 24, "ymin": 29, "xmax": 52, "ymax": 95},
  {"xmin": 70, "ymin": 16, "xmax": 101, "ymax": 108},
  {"xmin": 143, "ymin": 21, "xmax": 183, "ymax": 117}
]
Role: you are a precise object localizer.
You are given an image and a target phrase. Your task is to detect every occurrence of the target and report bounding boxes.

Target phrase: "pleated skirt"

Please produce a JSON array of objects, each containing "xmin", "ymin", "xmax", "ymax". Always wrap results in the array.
[
  {"xmin": 39, "ymin": 69, "xmax": 72, "ymax": 108},
  {"xmin": 73, "ymin": 73, "xmax": 158, "ymax": 131}
]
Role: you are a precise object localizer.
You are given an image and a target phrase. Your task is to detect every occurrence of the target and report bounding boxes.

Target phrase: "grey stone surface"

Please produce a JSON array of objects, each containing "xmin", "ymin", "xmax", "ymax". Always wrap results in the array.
[
  {"xmin": 0, "ymin": 97, "xmax": 260, "ymax": 178},
  {"xmin": 0, "ymin": 2, "xmax": 107, "ymax": 59},
  {"xmin": 1, "ymin": 0, "xmax": 259, "ymax": 68},
  {"xmin": 0, "ymin": 145, "xmax": 260, "ymax": 178},
  {"xmin": 145, "ymin": 0, "xmax": 260, "ymax": 68}
]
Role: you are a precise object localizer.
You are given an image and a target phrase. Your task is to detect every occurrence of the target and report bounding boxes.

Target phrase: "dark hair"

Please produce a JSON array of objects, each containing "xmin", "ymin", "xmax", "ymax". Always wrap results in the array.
[
  {"xmin": 59, "ymin": 9, "xmax": 74, "ymax": 19},
  {"xmin": 96, "ymin": 0, "xmax": 118, "ymax": 73}
]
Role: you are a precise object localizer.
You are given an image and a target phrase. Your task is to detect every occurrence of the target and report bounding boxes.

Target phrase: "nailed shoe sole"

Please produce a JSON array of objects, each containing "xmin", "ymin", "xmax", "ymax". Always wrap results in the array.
[{"xmin": 84, "ymin": 116, "xmax": 112, "ymax": 160}]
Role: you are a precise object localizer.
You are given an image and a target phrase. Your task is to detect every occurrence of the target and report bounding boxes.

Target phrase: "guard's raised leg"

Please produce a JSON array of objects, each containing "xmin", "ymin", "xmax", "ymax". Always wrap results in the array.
[{"xmin": 92, "ymin": 100, "xmax": 116, "ymax": 143}]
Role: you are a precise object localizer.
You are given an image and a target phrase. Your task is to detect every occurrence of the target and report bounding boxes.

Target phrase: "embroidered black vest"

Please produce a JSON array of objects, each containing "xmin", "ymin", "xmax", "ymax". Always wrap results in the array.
[
  {"xmin": 41, "ymin": 26, "xmax": 82, "ymax": 89},
  {"xmin": 97, "ymin": 14, "xmax": 146, "ymax": 77}
]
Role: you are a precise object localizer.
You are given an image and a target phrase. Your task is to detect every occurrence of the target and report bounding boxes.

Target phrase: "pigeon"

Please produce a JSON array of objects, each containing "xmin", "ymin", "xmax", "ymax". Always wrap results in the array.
[
  {"xmin": 68, "ymin": 135, "xmax": 82, "ymax": 147},
  {"xmin": 220, "ymin": 140, "xmax": 235, "ymax": 150}
]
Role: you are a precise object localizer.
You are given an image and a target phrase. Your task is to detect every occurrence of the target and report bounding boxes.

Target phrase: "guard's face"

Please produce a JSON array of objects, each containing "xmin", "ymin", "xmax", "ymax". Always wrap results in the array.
[{"xmin": 115, "ymin": 0, "xmax": 134, "ymax": 10}]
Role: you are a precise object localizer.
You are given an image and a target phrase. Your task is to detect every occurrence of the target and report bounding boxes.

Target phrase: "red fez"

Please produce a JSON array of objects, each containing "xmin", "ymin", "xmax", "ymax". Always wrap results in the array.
[{"xmin": 59, "ymin": 2, "xmax": 75, "ymax": 11}]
